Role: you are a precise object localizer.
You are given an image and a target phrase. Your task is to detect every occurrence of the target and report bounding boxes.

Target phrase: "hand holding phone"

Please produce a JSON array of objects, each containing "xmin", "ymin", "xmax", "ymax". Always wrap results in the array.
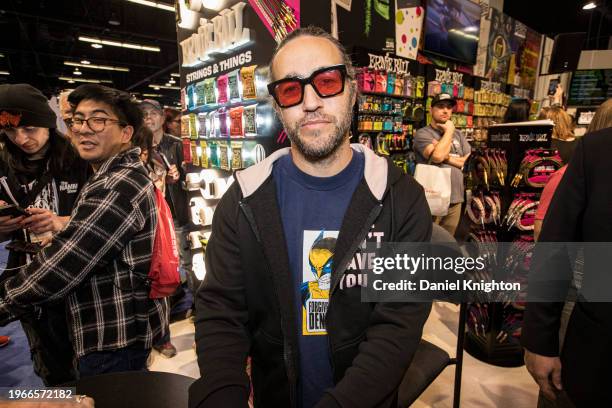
[
  {"xmin": 21, "ymin": 207, "xmax": 67, "ymax": 235},
  {"xmin": 0, "ymin": 204, "xmax": 30, "ymax": 218},
  {"xmin": 0, "ymin": 204, "xmax": 28, "ymax": 233}
]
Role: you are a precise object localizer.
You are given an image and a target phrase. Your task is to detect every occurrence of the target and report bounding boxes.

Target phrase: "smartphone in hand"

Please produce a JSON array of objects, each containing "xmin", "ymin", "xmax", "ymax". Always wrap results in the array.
[{"xmin": 0, "ymin": 204, "xmax": 29, "ymax": 218}]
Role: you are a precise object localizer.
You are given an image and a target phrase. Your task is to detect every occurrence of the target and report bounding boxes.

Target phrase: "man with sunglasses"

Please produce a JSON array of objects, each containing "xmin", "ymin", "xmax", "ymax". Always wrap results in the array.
[
  {"xmin": 191, "ymin": 27, "xmax": 432, "ymax": 408},
  {"xmin": 0, "ymin": 84, "xmax": 169, "ymax": 377}
]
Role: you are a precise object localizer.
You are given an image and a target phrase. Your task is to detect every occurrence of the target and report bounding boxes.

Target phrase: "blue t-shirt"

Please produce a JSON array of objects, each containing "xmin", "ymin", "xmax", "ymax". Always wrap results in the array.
[{"xmin": 273, "ymin": 151, "xmax": 364, "ymax": 408}]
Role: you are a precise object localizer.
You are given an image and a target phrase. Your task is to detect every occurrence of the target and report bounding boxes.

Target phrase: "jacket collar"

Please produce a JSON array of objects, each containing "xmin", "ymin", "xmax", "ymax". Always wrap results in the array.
[
  {"xmin": 92, "ymin": 147, "xmax": 145, "ymax": 180},
  {"xmin": 235, "ymin": 144, "xmax": 389, "ymax": 201}
]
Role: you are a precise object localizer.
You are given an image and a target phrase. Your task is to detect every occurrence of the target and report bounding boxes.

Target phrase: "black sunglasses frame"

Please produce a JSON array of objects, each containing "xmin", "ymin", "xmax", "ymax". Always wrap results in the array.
[{"xmin": 267, "ymin": 64, "xmax": 348, "ymax": 108}]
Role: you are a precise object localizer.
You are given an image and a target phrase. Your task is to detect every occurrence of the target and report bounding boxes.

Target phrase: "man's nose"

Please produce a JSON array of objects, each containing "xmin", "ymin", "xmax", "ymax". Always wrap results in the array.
[
  {"xmin": 13, "ymin": 129, "xmax": 30, "ymax": 145},
  {"xmin": 301, "ymin": 84, "xmax": 323, "ymax": 112}
]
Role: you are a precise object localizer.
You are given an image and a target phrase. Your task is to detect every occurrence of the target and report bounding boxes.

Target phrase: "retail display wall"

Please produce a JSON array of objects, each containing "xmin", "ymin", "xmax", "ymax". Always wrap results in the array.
[{"xmin": 176, "ymin": 0, "xmax": 293, "ymax": 284}]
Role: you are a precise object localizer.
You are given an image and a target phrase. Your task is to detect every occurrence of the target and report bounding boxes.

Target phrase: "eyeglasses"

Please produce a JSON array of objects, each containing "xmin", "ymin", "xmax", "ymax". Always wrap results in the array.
[
  {"xmin": 70, "ymin": 117, "xmax": 126, "ymax": 133},
  {"xmin": 267, "ymin": 64, "xmax": 348, "ymax": 108}
]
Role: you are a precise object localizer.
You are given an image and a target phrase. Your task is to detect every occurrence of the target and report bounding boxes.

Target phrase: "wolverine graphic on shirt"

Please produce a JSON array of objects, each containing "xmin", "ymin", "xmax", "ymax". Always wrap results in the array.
[{"xmin": 301, "ymin": 230, "xmax": 338, "ymax": 336}]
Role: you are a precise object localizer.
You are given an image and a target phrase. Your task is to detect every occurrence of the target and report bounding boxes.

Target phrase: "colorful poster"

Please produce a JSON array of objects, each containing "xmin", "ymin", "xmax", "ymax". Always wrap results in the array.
[
  {"xmin": 519, "ymin": 27, "xmax": 542, "ymax": 92},
  {"xmin": 474, "ymin": 0, "xmax": 491, "ymax": 78},
  {"xmin": 506, "ymin": 21, "xmax": 527, "ymax": 86},
  {"xmin": 484, "ymin": 8, "xmax": 513, "ymax": 84},
  {"xmin": 395, "ymin": 2, "xmax": 424, "ymax": 61},
  {"xmin": 301, "ymin": 230, "xmax": 338, "ymax": 336}
]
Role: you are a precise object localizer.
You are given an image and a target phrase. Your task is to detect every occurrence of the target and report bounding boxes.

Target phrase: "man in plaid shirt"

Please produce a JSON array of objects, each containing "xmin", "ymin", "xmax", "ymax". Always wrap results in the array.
[{"xmin": 0, "ymin": 84, "xmax": 168, "ymax": 376}]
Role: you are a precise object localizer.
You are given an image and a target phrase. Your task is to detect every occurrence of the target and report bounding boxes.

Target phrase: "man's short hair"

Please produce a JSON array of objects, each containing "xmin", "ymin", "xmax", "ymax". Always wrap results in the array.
[
  {"xmin": 269, "ymin": 26, "xmax": 355, "ymax": 82},
  {"xmin": 68, "ymin": 84, "xmax": 143, "ymax": 134}
]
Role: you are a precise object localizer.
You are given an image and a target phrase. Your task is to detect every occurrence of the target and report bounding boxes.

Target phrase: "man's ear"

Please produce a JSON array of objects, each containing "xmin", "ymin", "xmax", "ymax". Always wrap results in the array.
[{"xmin": 121, "ymin": 125, "xmax": 134, "ymax": 144}]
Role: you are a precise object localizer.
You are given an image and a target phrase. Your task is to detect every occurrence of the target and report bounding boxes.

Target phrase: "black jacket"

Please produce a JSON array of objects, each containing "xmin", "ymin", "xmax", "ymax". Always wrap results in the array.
[
  {"xmin": 157, "ymin": 133, "xmax": 190, "ymax": 226},
  {"xmin": 190, "ymin": 144, "xmax": 432, "ymax": 408},
  {"xmin": 522, "ymin": 128, "xmax": 612, "ymax": 407},
  {"xmin": 0, "ymin": 156, "xmax": 90, "ymax": 271}
]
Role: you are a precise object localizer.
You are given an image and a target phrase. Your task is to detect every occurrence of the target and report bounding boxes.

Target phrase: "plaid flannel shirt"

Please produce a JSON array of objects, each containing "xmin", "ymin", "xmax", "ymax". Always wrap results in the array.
[{"xmin": 0, "ymin": 147, "xmax": 168, "ymax": 357}]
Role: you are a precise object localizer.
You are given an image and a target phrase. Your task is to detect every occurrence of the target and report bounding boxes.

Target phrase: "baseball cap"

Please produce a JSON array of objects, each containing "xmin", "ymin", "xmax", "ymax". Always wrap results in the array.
[
  {"xmin": 431, "ymin": 93, "xmax": 456, "ymax": 108},
  {"xmin": 140, "ymin": 99, "xmax": 163, "ymax": 112}
]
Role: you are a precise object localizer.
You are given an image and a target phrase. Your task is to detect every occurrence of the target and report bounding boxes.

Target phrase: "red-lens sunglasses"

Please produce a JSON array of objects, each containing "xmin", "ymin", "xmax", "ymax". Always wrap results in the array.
[{"xmin": 267, "ymin": 64, "xmax": 348, "ymax": 108}]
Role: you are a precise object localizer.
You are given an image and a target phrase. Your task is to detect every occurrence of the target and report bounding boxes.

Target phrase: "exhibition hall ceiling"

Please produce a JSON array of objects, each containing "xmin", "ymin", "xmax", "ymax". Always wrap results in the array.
[{"xmin": 0, "ymin": 0, "xmax": 609, "ymax": 104}]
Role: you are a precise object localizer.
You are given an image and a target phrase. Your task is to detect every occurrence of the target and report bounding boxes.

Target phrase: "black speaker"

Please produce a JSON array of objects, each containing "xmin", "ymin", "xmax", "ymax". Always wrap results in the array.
[{"xmin": 548, "ymin": 32, "xmax": 586, "ymax": 74}]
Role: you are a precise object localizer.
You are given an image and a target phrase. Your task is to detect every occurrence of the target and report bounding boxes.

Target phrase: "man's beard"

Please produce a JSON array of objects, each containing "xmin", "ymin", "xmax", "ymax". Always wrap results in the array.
[{"xmin": 282, "ymin": 94, "xmax": 354, "ymax": 162}]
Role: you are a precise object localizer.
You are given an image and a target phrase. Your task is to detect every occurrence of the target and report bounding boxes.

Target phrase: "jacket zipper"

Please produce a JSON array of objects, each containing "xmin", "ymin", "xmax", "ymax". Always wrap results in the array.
[
  {"xmin": 327, "ymin": 202, "xmax": 384, "ymax": 369},
  {"xmin": 239, "ymin": 200, "xmax": 298, "ymax": 408}
]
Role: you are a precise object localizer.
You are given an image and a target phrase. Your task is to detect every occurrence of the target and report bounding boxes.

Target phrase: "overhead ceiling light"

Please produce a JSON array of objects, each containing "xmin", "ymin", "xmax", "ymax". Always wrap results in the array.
[
  {"xmin": 65, "ymin": 61, "xmax": 130, "ymax": 72},
  {"xmin": 143, "ymin": 93, "xmax": 163, "ymax": 97},
  {"xmin": 91, "ymin": 43, "xmax": 103, "ymax": 49},
  {"xmin": 0, "ymin": 70, "xmax": 9, "ymax": 75},
  {"xmin": 169, "ymin": 78, "xmax": 176, "ymax": 84},
  {"xmin": 583, "ymin": 1, "xmax": 597, "ymax": 9},
  {"xmin": 149, "ymin": 84, "xmax": 179, "ymax": 90},
  {"xmin": 68, "ymin": 80, "xmax": 75, "ymax": 84},
  {"xmin": 127, "ymin": 0, "xmax": 175, "ymax": 12},
  {"xmin": 81, "ymin": 60, "xmax": 91, "ymax": 65},
  {"xmin": 79, "ymin": 36, "xmax": 160, "ymax": 52},
  {"xmin": 0, "ymin": 54, "xmax": 4, "ymax": 58},
  {"xmin": 170, "ymin": 72, "xmax": 180, "ymax": 77},
  {"xmin": 59, "ymin": 76, "xmax": 113, "ymax": 84},
  {"xmin": 73, "ymin": 68, "xmax": 82, "ymax": 76}
]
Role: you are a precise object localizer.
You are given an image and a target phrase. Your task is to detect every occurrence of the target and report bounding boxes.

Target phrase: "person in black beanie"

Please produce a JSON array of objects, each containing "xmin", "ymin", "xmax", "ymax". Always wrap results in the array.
[{"xmin": 0, "ymin": 83, "xmax": 90, "ymax": 385}]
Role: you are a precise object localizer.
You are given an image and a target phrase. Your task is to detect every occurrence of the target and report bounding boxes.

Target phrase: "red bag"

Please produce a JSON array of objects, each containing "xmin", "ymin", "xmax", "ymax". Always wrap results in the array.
[{"xmin": 148, "ymin": 187, "xmax": 181, "ymax": 298}]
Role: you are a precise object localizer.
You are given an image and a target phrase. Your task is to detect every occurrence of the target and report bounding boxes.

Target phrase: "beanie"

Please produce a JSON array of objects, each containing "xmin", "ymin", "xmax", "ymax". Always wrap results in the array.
[{"xmin": 0, "ymin": 84, "xmax": 57, "ymax": 129}]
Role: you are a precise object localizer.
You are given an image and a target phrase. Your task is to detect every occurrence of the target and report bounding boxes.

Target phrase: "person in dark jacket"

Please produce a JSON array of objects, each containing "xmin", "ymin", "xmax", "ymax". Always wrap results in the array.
[
  {"xmin": 0, "ymin": 83, "xmax": 90, "ymax": 385},
  {"xmin": 189, "ymin": 26, "xmax": 432, "ymax": 408},
  {"xmin": 0, "ymin": 84, "xmax": 168, "ymax": 377},
  {"xmin": 141, "ymin": 98, "xmax": 192, "ymax": 357},
  {"xmin": 522, "ymin": 126, "xmax": 612, "ymax": 407}
]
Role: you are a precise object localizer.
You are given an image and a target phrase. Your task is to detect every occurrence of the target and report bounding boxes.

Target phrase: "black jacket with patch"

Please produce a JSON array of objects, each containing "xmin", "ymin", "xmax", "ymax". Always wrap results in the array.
[{"xmin": 190, "ymin": 144, "xmax": 432, "ymax": 408}]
